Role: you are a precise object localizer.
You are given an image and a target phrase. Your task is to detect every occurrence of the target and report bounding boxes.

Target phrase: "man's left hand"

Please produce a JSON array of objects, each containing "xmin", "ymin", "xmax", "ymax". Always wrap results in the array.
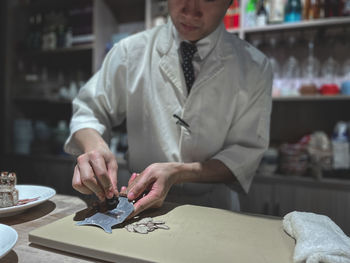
[{"xmin": 121, "ymin": 163, "xmax": 181, "ymax": 217}]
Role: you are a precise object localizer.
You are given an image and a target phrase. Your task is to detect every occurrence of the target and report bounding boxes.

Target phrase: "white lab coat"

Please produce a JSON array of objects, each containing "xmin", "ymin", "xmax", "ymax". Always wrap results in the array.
[{"xmin": 65, "ymin": 20, "xmax": 272, "ymax": 211}]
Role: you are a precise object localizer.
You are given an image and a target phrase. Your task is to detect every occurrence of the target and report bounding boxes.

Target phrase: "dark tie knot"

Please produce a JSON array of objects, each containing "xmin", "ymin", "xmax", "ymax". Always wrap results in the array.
[{"xmin": 180, "ymin": 42, "xmax": 197, "ymax": 60}]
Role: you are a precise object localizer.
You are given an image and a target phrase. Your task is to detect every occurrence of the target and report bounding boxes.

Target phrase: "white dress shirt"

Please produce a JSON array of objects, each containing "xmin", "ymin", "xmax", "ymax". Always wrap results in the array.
[{"xmin": 64, "ymin": 19, "xmax": 273, "ymax": 210}]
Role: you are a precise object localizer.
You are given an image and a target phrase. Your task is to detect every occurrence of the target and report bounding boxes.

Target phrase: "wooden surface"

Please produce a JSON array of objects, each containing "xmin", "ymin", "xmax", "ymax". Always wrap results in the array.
[
  {"xmin": 29, "ymin": 202, "xmax": 295, "ymax": 263},
  {"xmin": 0, "ymin": 194, "xmax": 108, "ymax": 263}
]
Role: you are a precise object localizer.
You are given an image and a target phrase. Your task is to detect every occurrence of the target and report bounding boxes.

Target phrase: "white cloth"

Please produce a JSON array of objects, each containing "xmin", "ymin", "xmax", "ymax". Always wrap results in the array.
[
  {"xmin": 283, "ymin": 211, "xmax": 350, "ymax": 263},
  {"xmin": 64, "ymin": 18, "xmax": 272, "ymax": 194}
]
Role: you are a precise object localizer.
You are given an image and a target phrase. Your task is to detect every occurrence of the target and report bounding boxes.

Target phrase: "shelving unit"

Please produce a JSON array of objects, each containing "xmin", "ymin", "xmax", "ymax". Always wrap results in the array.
[
  {"xmin": 0, "ymin": 0, "xmax": 147, "ymax": 192},
  {"xmin": 229, "ymin": 16, "xmax": 350, "ymax": 37},
  {"xmin": 272, "ymin": 94, "xmax": 350, "ymax": 101}
]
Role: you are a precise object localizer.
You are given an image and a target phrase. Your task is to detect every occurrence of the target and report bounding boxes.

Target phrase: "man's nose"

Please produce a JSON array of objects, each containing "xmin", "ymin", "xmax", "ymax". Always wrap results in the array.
[{"xmin": 181, "ymin": 0, "xmax": 202, "ymax": 18}]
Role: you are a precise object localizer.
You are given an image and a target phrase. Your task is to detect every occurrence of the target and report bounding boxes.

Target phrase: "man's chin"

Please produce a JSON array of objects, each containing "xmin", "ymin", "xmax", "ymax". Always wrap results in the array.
[{"xmin": 179, "ymin": 32, "xmax": 203, "ymax": 42}]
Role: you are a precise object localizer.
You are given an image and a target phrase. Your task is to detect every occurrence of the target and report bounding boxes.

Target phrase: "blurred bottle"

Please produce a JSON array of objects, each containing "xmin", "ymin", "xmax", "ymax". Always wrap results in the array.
[
  {"xmin": 267, "ymin": 37, "xmax": 282, "ymax": 96},
  {"xmin": 268, "ymin": 0, "xmax": 285, "ymax": 23},
  {"xmin": 319, "ymin": 0, "xmax": 326, "ymax": 18},
  {"xmin": 245, "ymin": 0, "xmax": 257, "ymax": 28},
  {"xmin": 300, "ymin": 41, "xmax": 320, "ymax": 95},
  {"xmin": 284, "ymin": 0, "xmax": 303, "ymax": 22},
  {"xmin": 341, "ymin": 58, "xmax": 350, "ymax": 95},
  {"xmin": 224, "ymin": 0, "xmax": 240, "ymax": 30},
  {"xmin": 324, "ymin": 0, "xmax": 343, "ymax": 17},
  {"xmin": 343, "ymin": 0, "xmax": 350, "ymax": 15},
  {"xmin": 256, "ymin": 0, "xmax": 268, "ymax": 26},
  {"xmin": 332, "ymin": 122, "xmax": 350, "ymax": 170},
  {"xmin": 303, "ymin": 0, "xmax": 321, "ymax": 19},
  {"xmin": 281, "ymin": 36, "xmax": 300, "ymax": 95},
  {"xmin": 320, "ymin": 52, "xmax": 340, "ymax": 95}
]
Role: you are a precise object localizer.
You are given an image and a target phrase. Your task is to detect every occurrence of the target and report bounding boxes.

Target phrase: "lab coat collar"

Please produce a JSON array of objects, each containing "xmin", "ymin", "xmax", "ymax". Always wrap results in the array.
[
  {"xmin": 156, "ymin": 19, "xmax": 174, "ymax": 56},
  {"xmin": 156, "ymin": 19, "xmax": 236, "ymax": 97},
  {"xmin": 171, "ymin": 21, "xmax": 223, "ymax": 62}
]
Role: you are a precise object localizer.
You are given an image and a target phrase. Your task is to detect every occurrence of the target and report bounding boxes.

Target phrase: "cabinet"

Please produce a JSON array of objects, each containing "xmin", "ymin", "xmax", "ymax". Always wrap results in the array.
[
  {"xmin": 239, "ymin": 175, "xmax": 350, "ymax": 235},
  {"xmin": 235, "ymin": 7, "xmax": 350, "ymax": 235}
]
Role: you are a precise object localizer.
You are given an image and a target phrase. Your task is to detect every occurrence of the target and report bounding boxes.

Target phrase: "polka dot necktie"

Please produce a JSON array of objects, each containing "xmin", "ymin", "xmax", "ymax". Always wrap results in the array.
[{"xmin": 180, "ymin": 41, "xmax": 197, "ymax": 93}]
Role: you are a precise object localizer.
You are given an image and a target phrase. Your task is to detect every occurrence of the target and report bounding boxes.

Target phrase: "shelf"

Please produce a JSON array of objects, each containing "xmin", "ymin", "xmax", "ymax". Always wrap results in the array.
[
  {"xmin": 227, "ymin": 17, "xmax": 350, "ymax": 37},
  {"xmin": 21, "ymin": 44, "xmax": 93, "ymax": 56},
  {"xmin": 272, "ymin": 94, "xmax": 350, "ymax": 101},
  {"xmin": 14, "ymin": 96, "xmax": 71, "ymax": 103}
]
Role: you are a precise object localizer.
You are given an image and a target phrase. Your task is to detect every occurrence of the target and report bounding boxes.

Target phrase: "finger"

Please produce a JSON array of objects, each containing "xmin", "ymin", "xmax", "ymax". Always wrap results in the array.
[
  {"xmin": 72, "ymin": 165, "xmax": 94, "ymax": 195},
  {"xmin": 120, "ymin": 186, "xmax": 127, "ymax": 197},
  {"xmin": 127, "ymin": 174, "xmax": 151, "ymax": 201},
  {"xmin": 128, "ymin": 173, "xmax": 139, "ymax": 186},
  {"xmin": 130, "ymin": 193, "xmax": 161, "ymax": 217},
  {"xmin": 106, "ymin": 158, "xmax": 118, "ymax": 198},
  {"xmin": 89, "ymin": 154, "xmax": 114, "ymax": 198},
  {"xmin": 77, "ymin": 158, "xmax": 105, "ymax": 201}
]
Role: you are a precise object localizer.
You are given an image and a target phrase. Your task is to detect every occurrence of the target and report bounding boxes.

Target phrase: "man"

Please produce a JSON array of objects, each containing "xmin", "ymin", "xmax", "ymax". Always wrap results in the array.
[{"xmin": 64, "ymin": 0, "xmax": 273, "ymax": 217}]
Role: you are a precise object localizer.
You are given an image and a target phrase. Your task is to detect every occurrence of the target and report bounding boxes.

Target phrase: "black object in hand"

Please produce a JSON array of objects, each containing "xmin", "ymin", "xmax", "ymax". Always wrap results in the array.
[{"xmin": 106, "ymin": 195, "xmax": 119, "ymax": 210}]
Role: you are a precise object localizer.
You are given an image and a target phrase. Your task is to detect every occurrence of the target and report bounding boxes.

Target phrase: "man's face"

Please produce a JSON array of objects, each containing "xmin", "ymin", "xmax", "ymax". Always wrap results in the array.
[{"xmin": 168, "ymin": 0, "xmax": 231, "ymax": 42}]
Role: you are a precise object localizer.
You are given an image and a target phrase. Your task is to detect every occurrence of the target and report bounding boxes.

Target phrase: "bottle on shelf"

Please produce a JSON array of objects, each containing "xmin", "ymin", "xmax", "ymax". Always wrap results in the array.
[
  {"xmin": 344, "ymin": 0, "xmax": 350, "ymax": 16},
  {"xmin": 256, "ymin": 0, "xmax": 268, "ymax": 26},
  {"xmin": 303, "ymin": 0, "xmax": 321, "ymax": 20},
  {"xmin": 300, "ymin": 40, "xmax": 320, "ymax": 95},
  {"xmin": 284, "ymin": 0, "xmax": 303, "ymax": 23},
  {"xmin": 268, "ymin": 0, "xmax": 285, "ymax": 24},
  {"xmin": 281, "ymin": 35, "xmax": 301, "ymax": 96},
  {"xmin": 324, "ymin": 0, "xmax": 343, "ymax": 17},
  {"xmin": 223, "ymin": 0, "xmax": 240, "ymax": 30},
  {"xmin": 245, "ymin": 0, "xmax": 257, "ymax": 28},
  {"xmin": 331, "ymin": 121, "xmax": 350, "ymax": 170},
  {"xmin": 319, "ymin": 0, "xmax": 326, "ymax": 18},
  {"xmin": 320, "ymin": 37, "xmax": 340, "ymax": 95}
]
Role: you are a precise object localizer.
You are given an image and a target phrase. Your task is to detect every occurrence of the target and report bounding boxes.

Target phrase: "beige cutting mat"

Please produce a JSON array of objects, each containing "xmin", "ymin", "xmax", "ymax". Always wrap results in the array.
[{"xmin": 29, "ymin": 203, "xmax": 295, "ymax": 263}]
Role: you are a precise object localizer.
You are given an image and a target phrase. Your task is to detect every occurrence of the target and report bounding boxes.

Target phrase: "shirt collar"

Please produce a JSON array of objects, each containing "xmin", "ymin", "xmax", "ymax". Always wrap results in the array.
[{"xmin": 171, "ymin": 19, "xmax": 224, "ymax": 61}]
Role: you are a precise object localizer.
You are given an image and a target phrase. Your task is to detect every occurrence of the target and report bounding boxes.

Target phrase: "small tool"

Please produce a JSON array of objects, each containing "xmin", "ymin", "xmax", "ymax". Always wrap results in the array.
[{"xmin": 77, "ymin": 195, "xmax": 134, "ymax": 234}]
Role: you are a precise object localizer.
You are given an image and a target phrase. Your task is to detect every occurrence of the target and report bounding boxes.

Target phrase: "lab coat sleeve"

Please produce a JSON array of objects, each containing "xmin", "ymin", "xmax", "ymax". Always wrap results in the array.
[
  {"xmin": 64, "ymin": 42, "xmax": 128, "ymax": 156},
  {"xmin": 212, "ymin": 58, "xmax": 273, "ymax": 193}
]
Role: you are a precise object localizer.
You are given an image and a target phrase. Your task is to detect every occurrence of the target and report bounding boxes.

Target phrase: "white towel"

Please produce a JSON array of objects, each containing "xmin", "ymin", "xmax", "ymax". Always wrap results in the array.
[{"xmin": 283, "ymin": 211, "xmax": 350, "ymax": 263}]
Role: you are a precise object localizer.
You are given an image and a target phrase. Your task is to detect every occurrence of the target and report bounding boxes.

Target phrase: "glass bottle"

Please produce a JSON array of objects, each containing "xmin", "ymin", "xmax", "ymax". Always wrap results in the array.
[
  {"xmin": 224, "ymin": 0, "xmax": 240, "ymax": 30},
  {"xmin": 245, "ymin": 0, "xmax": 257, "ymax": 28},
  {"xmin": 344, "ymin": 0, "xmax": 350, "ymax": 16},
  {"xmin": 284, "ymin": 0, "xmax": 302, "ymax": 22},
  {"xmin": 268, "ymin": 0, "xmax": 285, "ymax": 24},
  {"xmin": 281, "ymin": 36, "xmax": 301, "ymax": 96},
  {"xmin": 324, "ymin": 0, "xmax": 342, "ymax": 17},
  {"xmin": 304, "ymin": 0, "xmax": 321, "ymax": 20},
  {"xmin": 256, "ymin": 0, "xmax": 268, "ymax": 26},
  {"xmin": 300, "ymin": 41, "xmax": 320, "ymax": 95}
]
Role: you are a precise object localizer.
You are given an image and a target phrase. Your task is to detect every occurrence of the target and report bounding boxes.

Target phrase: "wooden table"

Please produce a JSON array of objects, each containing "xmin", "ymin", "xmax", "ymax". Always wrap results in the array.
[{"xmin": 0, "ymin": 194, "xmax": 108, "ymax": 263}]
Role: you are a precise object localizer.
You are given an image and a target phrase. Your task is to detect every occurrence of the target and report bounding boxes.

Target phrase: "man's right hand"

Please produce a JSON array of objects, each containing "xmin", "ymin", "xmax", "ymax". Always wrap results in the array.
[{"xmin": 71, "ymin": 129, "xmax": 119, "ymax": 201}]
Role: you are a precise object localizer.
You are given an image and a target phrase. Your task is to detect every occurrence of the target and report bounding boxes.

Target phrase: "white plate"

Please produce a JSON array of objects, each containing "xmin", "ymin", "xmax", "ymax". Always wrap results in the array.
[
  {"xmin": 0, "ymin": 224, "xmax": 18, "ymax": 259},
  {"xmin": 0, "ymin": 185, "xmax": 56, "ymax": 218}
]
